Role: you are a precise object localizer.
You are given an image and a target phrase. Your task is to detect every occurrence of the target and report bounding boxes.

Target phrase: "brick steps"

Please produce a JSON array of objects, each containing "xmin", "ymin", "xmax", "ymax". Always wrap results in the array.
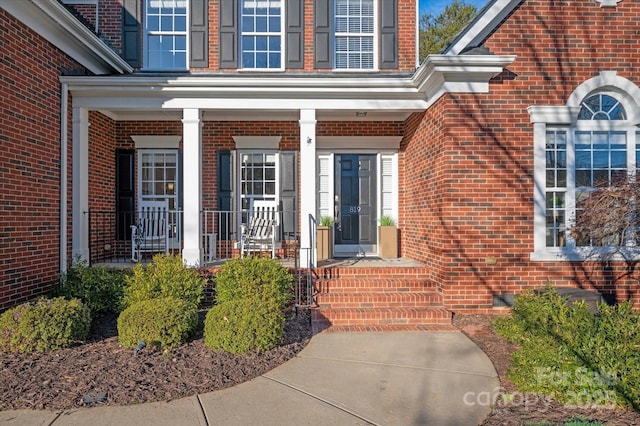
[
  {"xmin": 316, "ymin": 292, "xmax": 443, "ymax": 308},
  {"xmin": 312, "ymin": 266, "xmax": 452, "ymax": 332},
  {"xmin": 315, "ymin": 278, "xmax": 438, "ymax": 293}
]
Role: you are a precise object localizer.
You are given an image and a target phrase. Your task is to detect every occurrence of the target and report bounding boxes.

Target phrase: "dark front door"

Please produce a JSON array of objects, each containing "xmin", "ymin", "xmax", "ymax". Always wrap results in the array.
[{"xmin": 335, "ymin": 154, "xmax": 377, "ymax": 255}]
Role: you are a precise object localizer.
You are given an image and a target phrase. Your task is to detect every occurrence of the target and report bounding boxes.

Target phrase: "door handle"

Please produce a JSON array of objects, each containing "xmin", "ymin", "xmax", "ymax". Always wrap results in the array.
[{"xmin": 334, "ymin": 195, "xmax": 340, "ymax": 229}]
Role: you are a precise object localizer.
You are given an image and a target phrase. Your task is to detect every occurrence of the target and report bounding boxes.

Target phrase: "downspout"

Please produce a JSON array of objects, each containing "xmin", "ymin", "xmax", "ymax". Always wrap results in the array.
[{"xmin": 60, "ymin": 82, "xmax": 68, "ymax": 274}]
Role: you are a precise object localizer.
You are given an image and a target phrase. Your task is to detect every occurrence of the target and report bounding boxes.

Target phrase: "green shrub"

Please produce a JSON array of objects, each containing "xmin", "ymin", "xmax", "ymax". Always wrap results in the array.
[
  {"xmin": 494, "ymin": 287, "xmax": 640, "ymax": 408},
  {"xmin": 214, "ymin": 257, "xmax": 293, "ymax": 309},
  {"xmin": 117, "ymin": 297, "xmax": 198, "ymax": 350},
  {"xmin": 204, "ymin": 298, "xmax": 284, "ymax": 354},
  {"xmin": 122, "ymin": 253, "xmax": 205, "ymax": 310},
  {"xmin": 58, "ymin": 259, "xmax": 126, "ymax": 314},
  {"xmin": 0, "ymin": 297, "xmax": 91, "ymax": 353}
]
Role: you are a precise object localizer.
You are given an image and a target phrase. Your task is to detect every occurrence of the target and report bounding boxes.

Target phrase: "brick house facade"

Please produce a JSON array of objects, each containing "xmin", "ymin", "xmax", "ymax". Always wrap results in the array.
[{"xmin": 2, "ymin": 0, "xmax": 638, "ymax": 324}]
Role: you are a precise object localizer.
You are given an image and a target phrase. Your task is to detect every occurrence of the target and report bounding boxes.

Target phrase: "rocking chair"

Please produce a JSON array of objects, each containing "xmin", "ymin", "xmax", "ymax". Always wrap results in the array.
[{"xmin": 240, "ymin": 200, "xmax": 278, "ymax": 258}]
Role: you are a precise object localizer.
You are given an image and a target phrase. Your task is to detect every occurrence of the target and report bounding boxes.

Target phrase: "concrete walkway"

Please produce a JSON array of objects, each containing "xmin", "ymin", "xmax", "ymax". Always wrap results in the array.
[{"xmin": 0, "ymin": 332, "xmax": 499, "ymax": 426}]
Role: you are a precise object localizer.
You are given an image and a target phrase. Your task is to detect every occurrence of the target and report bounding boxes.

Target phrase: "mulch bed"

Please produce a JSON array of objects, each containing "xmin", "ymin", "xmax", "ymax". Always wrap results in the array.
[
  {"xmin": 453, "ymin": 314, "xmax": 640, "ymax": 426},
  {"xmin": 0, "ymin": 306, "xmax": 311, "ymax": 411},
  {"xmin": 2, "ymin": 308, "xmax": 640, "ymax": 425}
]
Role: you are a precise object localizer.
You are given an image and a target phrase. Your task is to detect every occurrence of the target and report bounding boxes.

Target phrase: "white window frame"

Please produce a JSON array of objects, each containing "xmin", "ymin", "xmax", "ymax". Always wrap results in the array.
[
  {"xmin": 530, "ymin": 72, "xmax": 640, "ymax": 261},
  {"xmin": 333, "ymin": 0, "xmax": 378, "ymax": 71},
  {"xmin": 240, "ymin": 0, "xmax": 285, "ymax": 71},
  {"xmin": 143, "ymin": 0, "xmax": 189, "ymax": 71},
  {"xmin": 137, "ymin": 148, "xmax": 180, "ymax": 247},
  {"xmin": 237, "ymin": 150, "xmax": 280, "ymax": 226}
]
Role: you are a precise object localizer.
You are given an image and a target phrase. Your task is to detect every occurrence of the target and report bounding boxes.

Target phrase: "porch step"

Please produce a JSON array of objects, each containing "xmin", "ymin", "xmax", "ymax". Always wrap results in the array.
[
  {"xmin": 315, "ymin": 278, "xmax": 438, "ymax": 293},
  {"xmin": 312, "ymin": 307, "xmax": 453, "ymax": 329},
  {"xmin": 311, "ymin": 266, "xmax": 452, "ymax": 332},
  {"xmin": 316, "ymin": 291, "xmax": 443, "ymax": 309}
]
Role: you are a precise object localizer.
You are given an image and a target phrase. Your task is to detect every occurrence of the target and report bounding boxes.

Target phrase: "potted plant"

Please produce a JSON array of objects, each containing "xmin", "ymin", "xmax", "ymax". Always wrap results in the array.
[
  {"xmin": 378, "ymin": 215, "xmax": 398, "ymax": 259},
  {"xmin": 316, "ymin": 216, "xmax": 334, "ymax": 261}
]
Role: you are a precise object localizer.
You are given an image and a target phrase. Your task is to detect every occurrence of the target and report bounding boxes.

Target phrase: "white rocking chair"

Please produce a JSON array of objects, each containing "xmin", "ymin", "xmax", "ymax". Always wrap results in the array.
[
  {"xmin": 240, "ymin": 200, "xmax": 278, "ymax": 258},
  {"xmin": 131, "ymin": 200, "xmax": 169, "ymax": 262}
]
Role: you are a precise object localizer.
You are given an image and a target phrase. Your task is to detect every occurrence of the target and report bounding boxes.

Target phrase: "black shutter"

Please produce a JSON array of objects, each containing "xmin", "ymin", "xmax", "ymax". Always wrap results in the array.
[
  {"xmin": 217, "ymin": 150, "xmax": 236, "ymax": 239},
  {"xmin": 286, "ymin": 0, "xmax": 304, "ymax": 69},
  {"xmin": 379, "ymin": 0, "xmax": 398, "ymax": 69},
  {"xmin": 219, "ymin": 0, "xmax": 238, "ymax": 69},
  {"xmin": 279, "ymin": 151, "xmax": 298, "ymax": 238},
  {"xmin": 314, "ymin": 0, "xmax": 332, "ymax": 68},
  {"xmin": 190, "ymin": 0, "xmax": 209, "ymax": 68},
  {"xmin": 122, "ymin": 0, "xmax": 141, "ymax": 67},
  {"xmin": 115, "ymin": 150, "xmax": 135, "ymax": 240}
]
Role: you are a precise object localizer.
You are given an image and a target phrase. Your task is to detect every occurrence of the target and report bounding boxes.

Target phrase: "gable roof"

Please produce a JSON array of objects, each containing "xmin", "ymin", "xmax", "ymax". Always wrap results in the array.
[
  {"xmin": 443, "ymin": 0, "xmax": 524, "ymax": 55},
  {"xmin": 1, "ymin": 0, "xmax": 132, "ymax": 75}
]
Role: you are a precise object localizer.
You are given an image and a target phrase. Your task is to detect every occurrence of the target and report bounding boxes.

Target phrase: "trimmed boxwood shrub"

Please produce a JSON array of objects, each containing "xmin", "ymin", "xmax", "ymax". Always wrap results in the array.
[
  {"xmin": 204, "ymin": 298, "xmax": 284, "ymax": 354},
  {"xmin": 0, "ymin": 297, "xmax": 91, "ymax": 353},
  {"xmin": 58, "ymin": 259, "xmax": 126, "ymax": 314},
  {"xmin": 214, "ymin": 257, "xmax": 294, "ymax": 309},
  {"xmin": 122, "ymin": 253, "xmax": 205, "ymax": 310},
  {"xmin": 117, "ymin": 297, "xmax": 198, "ymax": 350}
]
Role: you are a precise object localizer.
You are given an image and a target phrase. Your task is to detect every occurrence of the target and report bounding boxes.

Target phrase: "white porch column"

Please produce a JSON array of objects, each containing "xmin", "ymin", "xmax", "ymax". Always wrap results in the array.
[
  {"xmin": 299, "ymin": 109, "xmax": 317, "ymax": 267},
  {"xmin": 71, "ymin": 107, "xmax": 90, "ymax": 262},
  {"xmin": 182, "ymin": 108, "xmax": 203, "ymax": 266}
]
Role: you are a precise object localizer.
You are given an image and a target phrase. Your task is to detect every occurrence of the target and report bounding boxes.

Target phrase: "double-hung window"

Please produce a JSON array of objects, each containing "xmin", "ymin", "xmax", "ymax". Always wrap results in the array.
[
  {"xmin": 334, "ymin": 0, "xmax": 375, "ymax": 70},
  {"xmin": 239, "ymin": 152, "xmax": 279, "ymax": 222},
  {"xmin": 144, "ymin": 0, "xmax": 188, "ymax": 70},
  {"xmin": 532, "ymin": 75, "xmax": 640, "ymax": 260},
  {"xmin": 241, "ymin": 0, "xmax": 284, "ymax": 70}
]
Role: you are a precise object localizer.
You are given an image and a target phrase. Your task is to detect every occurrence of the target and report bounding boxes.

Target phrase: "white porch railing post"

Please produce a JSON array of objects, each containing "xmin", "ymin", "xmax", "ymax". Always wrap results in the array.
[
  {"xmin": 71, "ymin": 107, "xmax": 90, "ymax": 262},
  {"xmin": 299, "ymin": 109, "xmax": 317, "ymax": 267},
  {"xmin": 182, "ymin": 108, "xmax": 203, "ymax": 266}
]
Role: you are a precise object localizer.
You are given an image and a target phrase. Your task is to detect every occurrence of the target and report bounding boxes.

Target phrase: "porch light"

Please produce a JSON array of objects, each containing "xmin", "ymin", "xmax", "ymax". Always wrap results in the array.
[
  {"xmin": 306, "ymin": 137, "xmax": 312, "ymax": 144},
  {"xmin": 166, "ymin": 182, "xmax": 175, "ymax": 194}
]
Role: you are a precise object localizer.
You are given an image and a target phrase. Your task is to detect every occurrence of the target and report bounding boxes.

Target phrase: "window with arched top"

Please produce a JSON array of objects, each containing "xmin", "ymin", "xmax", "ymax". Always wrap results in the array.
[
  {"xmin": 533, "ymin": 88, "xmax": 640, "ymax": 257},
  {"xmin": 578, "ymin": 94, "xmax": 626, "ymax": 120}
]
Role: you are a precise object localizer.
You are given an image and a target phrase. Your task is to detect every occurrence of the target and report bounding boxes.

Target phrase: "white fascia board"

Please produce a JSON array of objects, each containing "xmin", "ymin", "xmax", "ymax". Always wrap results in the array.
[
  {"xmin": 445, "ymin": 0, "xmax": 524, "ymax": 56},
  {"xmin": 161, "ymin": 98, "xmax": 427, "ymax": 111},
  {"xmin": 71, "ymin": 94, "xmax": 427, "ymax": 112},
  {"xmin": 1, "ymin": 0, "xmax": 131, "ymax": 75},
  {"xmin": 414, "ymin": 54, "xmax": 516, "ymax": 106},
  {"xmin": 527, "ymin": 106, "xmax": 579, "ymax": 124}
]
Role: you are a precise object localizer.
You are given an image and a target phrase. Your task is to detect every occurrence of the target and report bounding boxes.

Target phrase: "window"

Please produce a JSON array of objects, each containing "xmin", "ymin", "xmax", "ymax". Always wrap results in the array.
[
  {"xmin": 239, "ymin": 152, "xmax": 278, "ymax": 222},
  {"xmin": 138, "ymin": 150, "xmax": 180, "ymax": 242},
  {"xmin": 241, "ymin": 0, "xmax": 283, "ymax": 69},
  {"xmin": 531, "ymin": 75, "xmax": 640, "ymax": 260},
  {"xmin": 144, "ymin": 0, "xmax": 188, "ymax": 70},
  {"xmin": 334, "ymin": 0, "xmax": 375, "ymax": 70}
]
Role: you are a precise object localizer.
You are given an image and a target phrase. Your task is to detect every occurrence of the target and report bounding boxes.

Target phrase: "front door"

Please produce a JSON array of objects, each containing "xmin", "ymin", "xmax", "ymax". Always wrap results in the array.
[{"xmin": 334, "ymin": 154, "xmax": 377, "ymax": 256}]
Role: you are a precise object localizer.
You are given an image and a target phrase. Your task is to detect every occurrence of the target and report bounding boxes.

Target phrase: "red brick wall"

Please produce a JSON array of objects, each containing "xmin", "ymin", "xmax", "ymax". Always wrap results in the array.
[
  {"xmin": 65, "ymin": 0, "xmax": 123, "ymax": 56},
  {"xmin": 0, "ymin": 10, "xmax": 86, "ymax": 310},
  {"xmin": 401, "ymin": 0, "xmax": 640, "ymax": 312}
]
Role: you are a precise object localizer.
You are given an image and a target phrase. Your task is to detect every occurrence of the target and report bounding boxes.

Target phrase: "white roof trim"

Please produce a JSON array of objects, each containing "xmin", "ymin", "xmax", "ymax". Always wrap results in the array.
[
  {"xmin": 1, "ymin": 0, "xmax": 131, "ymax": 75},
  {"xmin": 444, "ymin": 0, "xmax": 524, "ymax": 56}
]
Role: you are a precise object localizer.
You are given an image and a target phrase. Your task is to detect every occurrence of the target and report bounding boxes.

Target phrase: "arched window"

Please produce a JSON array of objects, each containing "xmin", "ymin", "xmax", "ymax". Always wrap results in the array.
[
  {"xmin": 578, "ymin": 94, "xmax": 626, "ymax": 120},
  {"xmin": 530, "ymin": 72, "xmax": 640, "ymax": 260}
]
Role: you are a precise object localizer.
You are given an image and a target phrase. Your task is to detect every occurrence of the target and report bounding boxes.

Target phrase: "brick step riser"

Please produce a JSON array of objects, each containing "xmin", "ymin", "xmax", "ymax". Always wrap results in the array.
[
  {"xmin": 316, "ymin": 292, "xmax": 443, "ymax": 309},
  {"xmin": 312, "ymin": 308, "xmax": 452, "ymax": 326},
  {"xmin": 314, "ymin": 268, "xmax": 430, "ymax": 279},
  {"xmin": 315, "ymin": 280, "xmax": 437, "ymax": 293}
]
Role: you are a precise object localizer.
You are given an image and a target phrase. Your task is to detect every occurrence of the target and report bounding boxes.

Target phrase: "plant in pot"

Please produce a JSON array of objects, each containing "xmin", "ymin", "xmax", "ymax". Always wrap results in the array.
[
  {"xmin": 316, "ymin": 216, "xmax": 334, "ymax": 262},
  {"xmin": 378, "ymin": 215, "xmax": 398, "ymax": 259}
]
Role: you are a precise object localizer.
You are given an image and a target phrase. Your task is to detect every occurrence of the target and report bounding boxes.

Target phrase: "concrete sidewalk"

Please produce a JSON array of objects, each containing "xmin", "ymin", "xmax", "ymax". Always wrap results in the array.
[{"xmin": 0, "ymin": 332, "xmax": 499, "ymax": 426}]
